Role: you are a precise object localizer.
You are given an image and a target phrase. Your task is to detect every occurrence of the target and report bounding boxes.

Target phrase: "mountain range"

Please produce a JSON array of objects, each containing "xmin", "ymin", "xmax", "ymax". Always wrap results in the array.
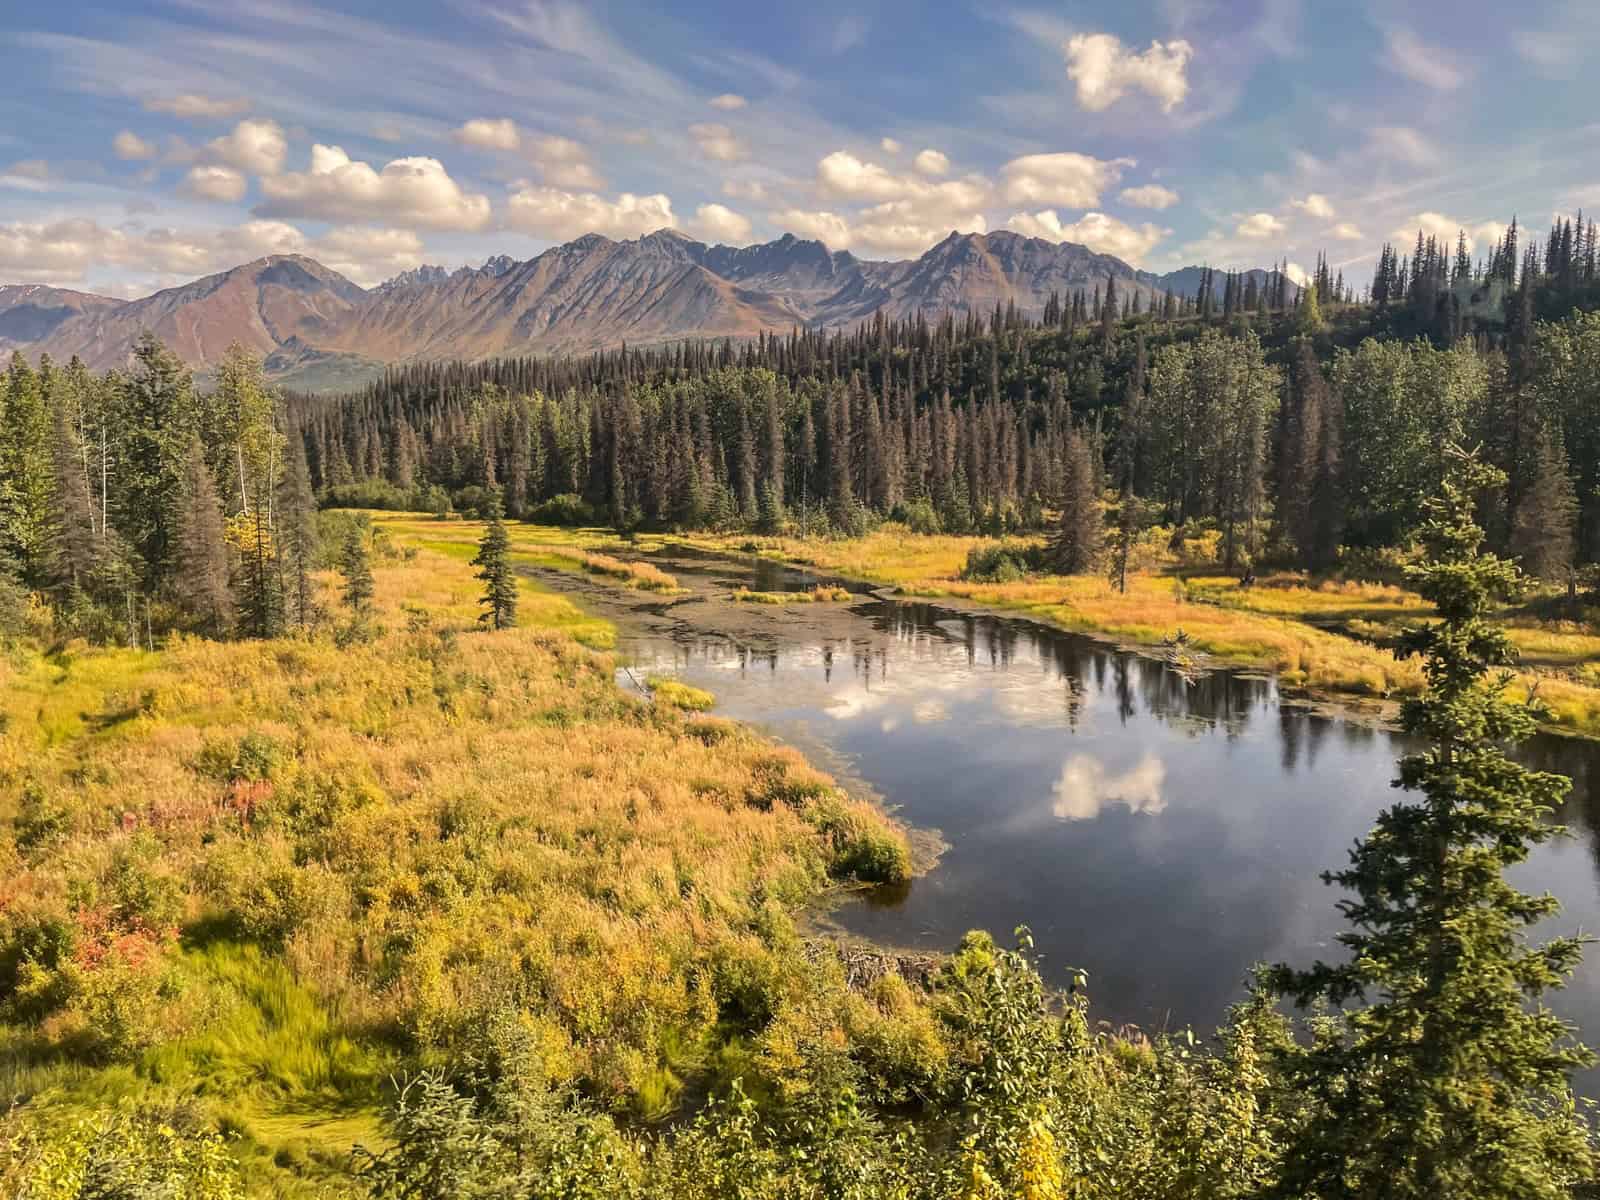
[{"xmin": 0, "ymin": 229, "xmax": 1286, "ymax": 391}]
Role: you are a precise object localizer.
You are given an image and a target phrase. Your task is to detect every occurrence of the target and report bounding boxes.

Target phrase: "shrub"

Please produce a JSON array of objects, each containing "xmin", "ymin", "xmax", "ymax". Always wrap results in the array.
[
  {"xmin": 808, "ymin": 797, "xmax": 911, "ymax": 885},
  {"xmin": 960, "ymin": 542, "xmax": 1043, "ymax": 583},
  {"xmin": 895, "ymin": 498, "xmax": 943, "ymax": 535},
  {"xmin": 528, "ymin": 493, "xmax": 597, "ymax": 527},
  {"xmin": 321, "ymin": 478, "xmax": 417, "ymax": 511}
]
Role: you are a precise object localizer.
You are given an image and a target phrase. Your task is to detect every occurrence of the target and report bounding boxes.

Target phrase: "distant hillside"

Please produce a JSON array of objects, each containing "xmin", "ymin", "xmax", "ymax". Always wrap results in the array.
[{"xmin": 6, "ymin": 231, "xmax": 1286, "ymax": 386}]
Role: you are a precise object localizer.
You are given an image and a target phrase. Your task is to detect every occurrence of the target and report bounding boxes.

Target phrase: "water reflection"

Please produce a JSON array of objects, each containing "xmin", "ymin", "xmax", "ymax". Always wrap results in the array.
[{"xmin": 616, "ymin": 584, "xmax": 1600, "ymax": 1065}]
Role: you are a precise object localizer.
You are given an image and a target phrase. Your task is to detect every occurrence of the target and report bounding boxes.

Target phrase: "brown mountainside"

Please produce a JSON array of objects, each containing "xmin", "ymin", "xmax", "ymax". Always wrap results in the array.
[{"xmin": 7, "ymin": 230, "xmax": 1261, "ymax": 388}]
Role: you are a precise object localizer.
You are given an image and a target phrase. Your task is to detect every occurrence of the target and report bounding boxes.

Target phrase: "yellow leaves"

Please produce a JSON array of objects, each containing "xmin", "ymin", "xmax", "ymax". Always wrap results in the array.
[{"xmin": 221, "ymin": 508, "xmax": 274, "ymax": 558}]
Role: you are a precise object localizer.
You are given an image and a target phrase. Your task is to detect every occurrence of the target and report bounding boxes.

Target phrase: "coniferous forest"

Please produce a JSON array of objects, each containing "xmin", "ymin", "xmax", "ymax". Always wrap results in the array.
[{"xmin": 2, "ymin": 218, "xmax": 1600, "ymax": 1199}]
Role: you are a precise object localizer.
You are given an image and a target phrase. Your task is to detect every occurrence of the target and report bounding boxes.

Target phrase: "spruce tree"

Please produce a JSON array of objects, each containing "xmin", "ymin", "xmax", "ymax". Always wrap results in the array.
[
  {"xmin": 173, "ymin": 439, "xmax": 234, "ymax": 638},
  {"xmin": 339, "ymin": 525, "xmax": 375, "ymax": 614},
  {"xmin": 277, "ymin": 433, "xmax": 320, "ymax": 632},
  {"xmin": 472, "ymin": 490, "xmax": 517, "ymax": 631},
  {"xmin": 1049, "ymin": 427, "xmax": 1100, "ymax": 574},
  {"xmin": 1266, "ymin": 446, "xmax": 1595, "ymax": 1200},
  {"xmin": 1510, "ymin": 423, "xmax": 1578, "ymax": 584}
]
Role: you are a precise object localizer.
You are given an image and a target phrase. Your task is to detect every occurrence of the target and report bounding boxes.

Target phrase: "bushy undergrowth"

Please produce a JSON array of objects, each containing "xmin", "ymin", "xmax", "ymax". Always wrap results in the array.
[{"xmin": 0, "ymin": 542, "xmax": 911, "ymax": 1195}]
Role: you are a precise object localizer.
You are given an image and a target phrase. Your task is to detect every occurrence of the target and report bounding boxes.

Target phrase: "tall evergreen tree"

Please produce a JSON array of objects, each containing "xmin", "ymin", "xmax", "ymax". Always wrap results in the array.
[
  {"xmin": 277, "ymin": 433, "xmax": 319, "ymax": 632},
  {"xmin": 1266, "ymin": 446, "xmax": 1595, "ymax": 1200},
  {"xmin": 173, "ymin": 439, "xmax": 234, "ymax": 638},
  {"xmin": 1511, "ymin": 422, "xmax": 1578, "ymax": 584},
  {"xmin": 1050, "ymin": 427, "xmax": 1101, "ymax": 574},
  {"xmin": 339, "ymin": 525, "xmax": 375, "ymax": 614},
  {"xmin": 472, "ymin": 489, "xmax": 517, "ymax": 631}
]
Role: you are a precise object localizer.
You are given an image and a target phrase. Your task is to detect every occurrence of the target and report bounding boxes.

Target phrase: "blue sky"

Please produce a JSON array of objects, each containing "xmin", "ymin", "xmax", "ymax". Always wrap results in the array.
[{"xmin": 3, "ymin": 0, "xmax": 1599, "ymax": 296}]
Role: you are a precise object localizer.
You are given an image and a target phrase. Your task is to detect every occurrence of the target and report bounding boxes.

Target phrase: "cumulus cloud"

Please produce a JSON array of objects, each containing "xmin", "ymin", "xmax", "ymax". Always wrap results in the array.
[
  {"xmin": 505, "ymin": 184, "xmax": 673, "ymax": 241},
  {"xmin": 182, "ymin": 164, "xmax": 247, "ymax": 203},
  {"xmin": 1120, "ymin": 184, "xmax": 1179, "ymax": 210},
  {"xmin": 851, "ymin": 199, "xmax": 986, "ymax": 256},
  {"xmin": 689, "ymin": 123, "xmax": 746, "ymax": 162},
  {"xmin": 769, "ymin": 208, "xmax": 853, "ymax": 249},
  {"xmin": 1000, "ymin": 152, "xmax": 1133, "ymax": 208},
  {"xmin": 257, "ymin": 145, "xmax": 492, "ymax": 231},
  {"xmin": 142, "ymin": 93, "xmax": 252, "ymax": 121},
  {"xmin": 1065, "ymin": 33, "xmax": 1193, "ymax": 113},
  {"xmin": 1369, "ymin": 126, "xmax": 1441, "ymax": 167},
  {"xmin": 1006, "ymin": 210, "xmax": 1167, "ymax": 264},
  {"xmin": 1052, "ymin": 753, "xmax": 1166, "ymax": 821},
  {"xmin": 1332, "ymin": 222, "xmax": 1364, "ymax": 240},
  {"xmin": 688, "ymin": 202, "xmax": 753, "ymax": 244},
  {"xmin": 114, "ymin": 131, "xmax": 157, "ymax": 161},
  {"xmin": 1391, "ymin": 213, "xmax": 1506, "ymax": 252},
  {"xmin": 1290, "ymin": 193, "xmax": 1335, "ymax": 219},
  {"xmin": 1382, "ymin": 29, "xmax": 1467, "ymax": 91},
  {"xmin": 913, "ymin": 149, "xmax": 949, "ymax": 177},
  {"xmin": 880, "ymin": 137, "xmax": 902, "ymax": 154},
  {"xmin": 818, "ymin": 151, "xmax": 907, "ymax": 201},
  {"xmin": 709, "ymin": 93, "xmax": 747, "ymax": 110},
  {"xmin": 1236, "ymin": 212, "xmax": 1286, "ymax": 239},
  {"xmin": 0, "ymin": 215, "xmax": 421, "ymax": 287},
  {"xmin": 207, "ymin": 119, "xmax": 287, "ymax": 176},
  {"xmin": 453, "ymin": 117, "xmax": 520, "ymax": 151},
  {"xmin": 529, "ymin": 135, "xmax": 604, "ymax": 189}
]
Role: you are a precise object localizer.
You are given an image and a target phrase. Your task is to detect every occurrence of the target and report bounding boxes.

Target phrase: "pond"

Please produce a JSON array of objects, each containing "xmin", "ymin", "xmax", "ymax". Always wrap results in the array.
[{"xmin": 535, "ymin": 551, "xmax": 1600, "ymax": 1065}]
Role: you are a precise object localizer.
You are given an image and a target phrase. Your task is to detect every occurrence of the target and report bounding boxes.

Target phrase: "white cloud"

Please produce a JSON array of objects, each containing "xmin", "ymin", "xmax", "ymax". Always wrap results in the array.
[
  {"xmin": 1052, "ymin": 754, "xmax": 1166, "ymax": 821},
  {"xmin": 258, "ymin": 145, "xmax": 492, "ymax": 231},
  {"xmin": 182, "ymin": 165, "xmax": 247, "ymax": 203},
  {"xmin": 114, "ymin": 131, "xmax": 157, "ymax": 161},
  {"xmin": 142, "ymin": 93, "xmax": 252, "ymax": 121},
  {"xmin": 1236, "ymin": 212, "xmax": 1286, "ymax": 239},
  {"xmin": 1391, "ymin": 213, "xmax": 1506, "ymax": 253},
  {"xmin": 529, "ymin": 135, "xmax": 604, "ymax": 189},
  {"xmin": 708, "ymin": 93, "xmax": 747, "ymax": 110},
  {"xmin": 1382, "ymin": 29, "xmax": 1467, "ymax": 91},
  {"xmin": 689, "ymin": 123, "xmax": 746, "ymax": 162},
  {"xmin": 1120, "ymin": 184, "xmax": 1179, "ymax": 210},
  {"xmin": 1006, "ymin": 210, "xmax": 1167, "ymax": 264},
  {"xmin": 851, "ymin": 199, "xmax": 986, "ymax": 257},
  {"xmin": 505, "ymin": 185, "xmax": 674, "ymax": 241},
  {"xmin": 1290, "ymin": 193, "xmax": 1335, "ymax": 219},
  {"xmin": 0, "ymin": 161, "xmax": 53, "ymax": 192},
  {"xmin": 0, "ymin": 215, "xmax": 420, "ymax": 288},
  {"xmin": 688, "ymin": 202, "xmax": 752, "ymax": 244},
  {"xmin": 1000, "ymin": 152, "xmax": 1133, "ymax": 208},
  {"xmin": 880, "ymin": 137, "xmax": 902, "ymax": 154},
  {"xmin": 206, "ymin": 119, "xmax": 287, "ymax": 176},
  {"xmin": 913, "ymin": 149, "xmax": 950, "ymax": 177},
  {"xmin": 311, "ymin": 226, "xmax": 426, "ymax": 285},
  {"xmin": 818, "ymin": 151, "xmax": 907, "ymax": 201},
  {"xmin": 1369, "ymin": 126, "xmax": 1441, "ymax": 167},
  {"xmin": 1064, "ymin": 33, "xmax": 1193, "ymax": 113},
  {"xmin": 1283, "ymin": 262, "xmax": 1311, "ymax": 287},
  {"xmin": 1331, "ymin": 222, "xmax": 1364, "ymax": 240},
  {"xmin": 453, "ymin": 117, "xmax": 521, "ymax": 151},
  {"xmin": 770, "ymin": 208, "xmax": 853, "ymax": 250}
]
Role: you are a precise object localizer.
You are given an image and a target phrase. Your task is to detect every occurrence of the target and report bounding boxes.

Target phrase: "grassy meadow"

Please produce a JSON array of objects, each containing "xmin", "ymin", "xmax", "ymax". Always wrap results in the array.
[{"xmin": 0, "ymin": 525, "xmax": 912, "ymax": 1196}]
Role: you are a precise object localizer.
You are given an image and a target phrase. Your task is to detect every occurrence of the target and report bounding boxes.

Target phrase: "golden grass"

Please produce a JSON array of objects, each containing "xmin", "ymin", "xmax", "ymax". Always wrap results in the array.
[
  {"xmin": 662, "ymin": 523, "xmax": 1600, "ymax": 735},
  {"xmin": 729, "ymin": 585, "xmax": 853, "ymax": 605},
  {"xmin": 0, "ymin": 532, "xmax": 909, "ymax": 1194},
  {"xmin": 647, "ymin": 677, "xmax": 716, "ymax": 711}
]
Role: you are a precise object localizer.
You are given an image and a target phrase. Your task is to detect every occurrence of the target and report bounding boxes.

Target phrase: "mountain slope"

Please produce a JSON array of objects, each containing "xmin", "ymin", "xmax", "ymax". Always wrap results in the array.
[
  {"xmin": 32, "ymin": 255, "xmax": 367, "ymax": 372},
  {"xmin": 8, "ymin": 232, "xmax": 1289, "ymax": 382},
  {"xmin": 0, "ymin": 285, "xmax": 126, "ymax": 351}
]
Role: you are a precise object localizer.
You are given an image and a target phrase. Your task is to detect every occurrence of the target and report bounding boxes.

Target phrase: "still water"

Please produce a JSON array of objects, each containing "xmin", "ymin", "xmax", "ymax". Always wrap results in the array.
[{"xmin": 597, "ymin": 555, "xmax": 1600, "ymax": 1052}]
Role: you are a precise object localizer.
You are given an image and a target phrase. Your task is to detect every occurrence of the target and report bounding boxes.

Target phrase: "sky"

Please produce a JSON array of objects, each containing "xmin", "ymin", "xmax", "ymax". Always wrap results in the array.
[{"xmin": 3, "ymin": 0, "xmax": 1599, "ymax": 298}]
